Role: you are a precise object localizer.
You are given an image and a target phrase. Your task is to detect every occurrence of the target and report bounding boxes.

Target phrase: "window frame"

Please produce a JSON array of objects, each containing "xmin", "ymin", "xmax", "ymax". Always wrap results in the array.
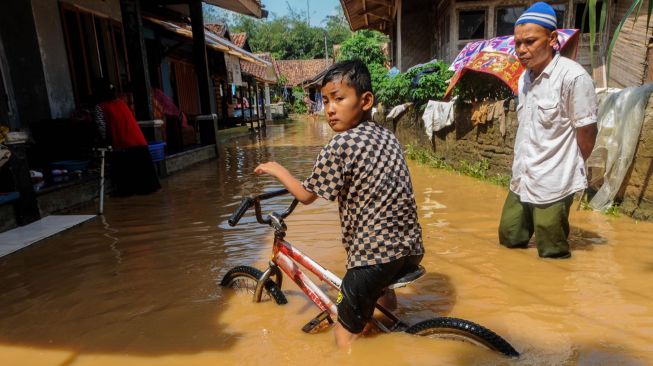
[{"xmin": 59, "ymin": 2, "xmax": 130, "ymax": 107}]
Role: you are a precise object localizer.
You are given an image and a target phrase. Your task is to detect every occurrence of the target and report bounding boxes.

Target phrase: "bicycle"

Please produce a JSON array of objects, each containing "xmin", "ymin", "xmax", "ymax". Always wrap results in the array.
[{"xmin": 221, "ymin": 189, "xmax": 520, "ymax": 357}]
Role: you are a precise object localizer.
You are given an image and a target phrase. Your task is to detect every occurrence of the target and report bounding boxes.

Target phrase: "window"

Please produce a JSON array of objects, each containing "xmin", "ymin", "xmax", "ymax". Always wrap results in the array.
[
  {"xmin": 60, "ymin": 3, "xmax": 130, "ymax": 107},
  {"xmin": 574, "ymin": 2, "xmax": 604, "ymax": 33},
  {"xmin": 496, "ymin": 6, "xmax": 526, "ymax": 36},
  {"xmin": 459, "ymin": 10, "xmax": 486, "ymax": 40}
]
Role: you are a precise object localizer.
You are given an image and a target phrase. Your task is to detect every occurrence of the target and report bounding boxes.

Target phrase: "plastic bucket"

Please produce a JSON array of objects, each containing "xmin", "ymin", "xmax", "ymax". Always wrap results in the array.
[{"xmin": 147, "ymin": 142, "xmax": 166, "ymax": 162}]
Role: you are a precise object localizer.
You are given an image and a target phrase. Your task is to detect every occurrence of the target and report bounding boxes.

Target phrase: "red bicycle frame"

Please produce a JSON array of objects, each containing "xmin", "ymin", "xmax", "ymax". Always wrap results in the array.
[
  {"xmin": 272, "ymin": 235, "xmax": 342, "ymax": 317},
  {"xmin": 229, "ymin": 189, "xmax": 406, "ymax": 332}
]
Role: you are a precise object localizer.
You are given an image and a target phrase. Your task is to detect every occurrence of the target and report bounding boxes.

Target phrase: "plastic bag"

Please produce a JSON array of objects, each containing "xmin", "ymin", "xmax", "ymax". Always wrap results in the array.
[{"xmin": 586, "ymin": 83, "xmax": 653, "ymax": 211}]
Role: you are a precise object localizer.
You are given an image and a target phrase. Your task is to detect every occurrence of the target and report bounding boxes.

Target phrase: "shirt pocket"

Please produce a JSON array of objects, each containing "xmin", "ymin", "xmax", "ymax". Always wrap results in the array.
[{"xmin": 536, "ymin": 100, "xmax": 559, "ymax": 128}]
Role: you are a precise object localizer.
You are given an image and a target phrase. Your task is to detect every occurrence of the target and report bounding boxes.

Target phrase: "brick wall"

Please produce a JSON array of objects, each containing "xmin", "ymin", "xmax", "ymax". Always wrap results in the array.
[{"xmin": 376, "ymin": 94, "xmax": 653, "ymax": 221}]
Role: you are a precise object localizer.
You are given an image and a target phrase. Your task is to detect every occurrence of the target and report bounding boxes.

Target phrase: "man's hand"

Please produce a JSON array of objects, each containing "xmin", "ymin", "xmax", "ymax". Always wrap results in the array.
[
  {"xmin": 576, "ymin": 123, "xmax": 598, "ymax": 161},
  {"xmin": 254, "ymin": 162, "xmax": 288, "ymax": 178}
]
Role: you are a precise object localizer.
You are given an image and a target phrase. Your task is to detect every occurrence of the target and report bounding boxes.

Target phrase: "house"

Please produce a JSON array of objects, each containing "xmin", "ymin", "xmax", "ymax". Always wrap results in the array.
[
  {"xmin": 340, "ymin": 0, "xmax": 652, "ymax": 88},
  {"xmin": 275, "ymin": 58, "xmax": 334, "ymax": 105},
  {"xmin": 0, "ymin": 0, "xmax": 266, "ymax": 232}
]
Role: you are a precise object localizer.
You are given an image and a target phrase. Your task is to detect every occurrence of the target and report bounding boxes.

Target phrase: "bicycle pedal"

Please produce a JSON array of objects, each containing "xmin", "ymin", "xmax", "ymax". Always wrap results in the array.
[{"xmin": 302, "ymin": 311, "xmax": 333, "ymax": 334}]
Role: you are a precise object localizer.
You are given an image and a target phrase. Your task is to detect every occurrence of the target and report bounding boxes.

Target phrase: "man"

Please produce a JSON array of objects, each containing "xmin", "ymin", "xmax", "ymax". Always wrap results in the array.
[{"xmin": 498, "ymin": 2, "xmax": 598, "ymax": 259}]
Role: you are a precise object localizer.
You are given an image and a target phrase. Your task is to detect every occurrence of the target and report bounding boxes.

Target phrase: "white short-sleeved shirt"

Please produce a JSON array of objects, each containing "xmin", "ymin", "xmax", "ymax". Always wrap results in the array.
[{"xmin": 511, "ymin": 54, "xmax": 597, "ymax": 204}]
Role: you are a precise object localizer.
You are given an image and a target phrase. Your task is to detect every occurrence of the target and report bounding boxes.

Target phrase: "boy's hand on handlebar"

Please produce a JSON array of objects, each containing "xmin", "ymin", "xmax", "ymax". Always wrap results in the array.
[{"xmin": 254, "ymin": 162, "xmax": 288, "ymax": 178}]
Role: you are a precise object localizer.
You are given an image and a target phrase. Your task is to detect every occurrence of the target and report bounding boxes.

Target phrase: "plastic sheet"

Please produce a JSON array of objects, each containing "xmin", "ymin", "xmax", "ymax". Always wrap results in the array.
[{"xmin": 587, "ymin": 83, "xmax": 653, "ymax": 211}]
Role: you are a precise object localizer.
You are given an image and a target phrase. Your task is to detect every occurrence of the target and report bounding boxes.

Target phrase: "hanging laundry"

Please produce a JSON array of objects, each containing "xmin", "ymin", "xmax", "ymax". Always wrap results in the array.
[
  {"xmin": 493, "ymin": 99, "xmax": 507, "ymax": 137},
  {"xmin": 471, "ymin": 101, "xmax": 491, "ymax": 125},
  {"xmin": 423, "ymin": 99, "xmax": 455, "ymax": 139},
  {"xmin": 386, "ymin": 102, "xmax": 412, "ymax": 120}
]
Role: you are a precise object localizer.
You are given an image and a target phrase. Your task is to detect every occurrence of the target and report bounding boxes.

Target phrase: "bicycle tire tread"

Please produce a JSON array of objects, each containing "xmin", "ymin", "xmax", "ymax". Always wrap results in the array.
[{"xmin": 406, "ymin": 317, "xmax": 519, "ymax": 357}]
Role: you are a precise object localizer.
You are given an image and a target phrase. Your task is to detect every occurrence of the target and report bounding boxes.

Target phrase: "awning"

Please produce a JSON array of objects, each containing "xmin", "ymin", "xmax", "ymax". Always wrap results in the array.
[
  {"xmin": 204, "ymin": 0, "xmax": 264, "ymax": 19},
  {"xmin": 144, "ymin": 17, "xmax": 271, "ymax": 67},
  {"xmin": 340, "ymin": 0, "xmax": 395, "ymax": 34}
]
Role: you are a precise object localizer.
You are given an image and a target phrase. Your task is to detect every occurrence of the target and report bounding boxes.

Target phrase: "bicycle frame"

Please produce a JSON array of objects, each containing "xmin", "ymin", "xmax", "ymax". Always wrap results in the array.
[
  {"xmin": 231, "ymin": 189, "xmax": 407, "ymax": 332},
  {"xmin": 271, "ymin": 234, "xmax": 342, "ymax": 317}
]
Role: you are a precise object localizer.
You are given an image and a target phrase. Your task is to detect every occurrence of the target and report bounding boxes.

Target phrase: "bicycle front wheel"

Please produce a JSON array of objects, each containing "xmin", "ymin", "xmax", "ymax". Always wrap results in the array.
[
  {"xmin": 405, "ymin": 317, "xmax": 519, "ymax": 357},
  {"xmin": 220, "ymin": 266, "xmax": 287, "ymax": 305}
]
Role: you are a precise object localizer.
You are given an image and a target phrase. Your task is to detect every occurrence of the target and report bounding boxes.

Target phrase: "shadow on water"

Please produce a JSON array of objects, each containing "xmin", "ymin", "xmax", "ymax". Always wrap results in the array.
[{"xmin": 0, "ymin": 123, "xmax": 328, "ymax": 356}]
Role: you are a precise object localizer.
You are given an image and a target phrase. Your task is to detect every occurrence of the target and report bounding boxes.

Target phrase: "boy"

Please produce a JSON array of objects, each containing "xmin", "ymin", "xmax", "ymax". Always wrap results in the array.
[{"xmin": 254, "ymin": 60, "xmax": 424, "ymax": 347}]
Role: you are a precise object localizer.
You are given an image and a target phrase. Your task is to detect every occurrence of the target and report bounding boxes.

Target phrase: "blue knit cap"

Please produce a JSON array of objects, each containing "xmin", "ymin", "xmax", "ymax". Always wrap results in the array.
[{"xmin": 515, "ymin": 2, "xmax": 557, "ymax": 30}]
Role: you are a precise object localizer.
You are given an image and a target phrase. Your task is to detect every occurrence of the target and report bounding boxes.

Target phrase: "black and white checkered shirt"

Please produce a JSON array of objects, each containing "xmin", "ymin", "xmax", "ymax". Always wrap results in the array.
[{"xmin": 303, "ymin": 121, "xmax": 424, "ymax": 269}]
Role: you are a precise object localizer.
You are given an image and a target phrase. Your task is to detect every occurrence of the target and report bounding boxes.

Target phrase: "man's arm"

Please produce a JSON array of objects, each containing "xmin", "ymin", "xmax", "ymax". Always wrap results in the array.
[
  {"xmin": 255, "ymin": 162, "xmax": 318, "ymax": 204},
  {"xmin": 576, "ymin": 123, "xmax": 597, "ymax": 160}
]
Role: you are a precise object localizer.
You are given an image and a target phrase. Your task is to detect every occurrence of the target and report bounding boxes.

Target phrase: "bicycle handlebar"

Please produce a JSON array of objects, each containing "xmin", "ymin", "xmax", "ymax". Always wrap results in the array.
[
  {"xmin": 228, "ymin": 197, "xmax": 254, "ymax": 226},
  {"xmin": 227, "ymin": 188, "xmax": 299, "ymax": 228}
]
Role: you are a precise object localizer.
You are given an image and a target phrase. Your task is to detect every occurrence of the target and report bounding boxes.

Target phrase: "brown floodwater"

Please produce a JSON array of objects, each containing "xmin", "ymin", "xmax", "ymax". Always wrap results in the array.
[{"xmin": 0, "ymin": 118, "xmax": 652, "ymax": 366}]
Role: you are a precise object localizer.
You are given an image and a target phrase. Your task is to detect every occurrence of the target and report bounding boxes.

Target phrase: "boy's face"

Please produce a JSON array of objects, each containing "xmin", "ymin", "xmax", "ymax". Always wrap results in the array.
[{"xmin": 321, "ymin": 80, "xmax": 374, "ymax": 132}]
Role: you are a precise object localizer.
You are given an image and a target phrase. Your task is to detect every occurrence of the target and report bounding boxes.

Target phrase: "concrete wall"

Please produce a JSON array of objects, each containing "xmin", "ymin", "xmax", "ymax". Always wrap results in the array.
[
  {"xmin": 31, "ymin": 0, "xmax": 123, "ymax": 119},
  {"xmin": 0, "ymin": 0, "xmax": 52, "ymax": 127},
  {"xmin": 376, "ymin": 95, "xmax": 653, "ymax": 221}
]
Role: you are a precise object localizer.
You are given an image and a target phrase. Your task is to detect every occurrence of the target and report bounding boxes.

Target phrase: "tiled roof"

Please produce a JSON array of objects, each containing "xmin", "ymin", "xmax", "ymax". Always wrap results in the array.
[
  {"xmin": 205, "ymin": 22, "xmax": 227, "ymax": 37},
  {"xmin": 231, "ymin": 32, "xmax": 248, "ymax": 49},
  {"xmin": 275, "ymin": 59, "xmax": 334, "ymax": 86},
  {"xmin": 240, "ymin": 52, "xmax": 277, "ymax": 83}
]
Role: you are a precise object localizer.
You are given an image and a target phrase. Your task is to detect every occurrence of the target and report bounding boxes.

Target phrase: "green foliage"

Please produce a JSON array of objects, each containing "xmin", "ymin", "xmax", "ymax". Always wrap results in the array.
[
  {"xmin": 453, "ymin": 72, "xmax": 514, "ymax": 103},
  {"xmin": 374, "ymin": 61, "xmax": 453, "ymax": 107},
  {"xmin": 292, "ymin": 99, "xmax": 308, "ymax": 114},
  {"xmin": 221, "ymin": 5, "xmax": 350, "ymax": 60},
  {"xmin": 579, "ymin": 0, "xmax": 652, "ymax": 79},
  {"xmin": 289, "ymin": 86, "xmax": 307, "ymax": 114},
  {"xmin": 604, "ymin": 204, "xmax": 621, "ymax": 217},
  {"xmin": 458, "ymin": 160, "xmax": 490, "ymax": 180},
  {"xmin": 337, "ymin": 30, "xmax": 388, "ymax": 66},
  {"xmin": 404, "ymin": 145, "xmax": 510, "ymax": 187}
]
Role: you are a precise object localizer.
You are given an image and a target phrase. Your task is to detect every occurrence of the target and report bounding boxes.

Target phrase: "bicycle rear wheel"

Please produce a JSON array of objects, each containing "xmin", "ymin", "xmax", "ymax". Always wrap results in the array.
[
  {"xmin": 405, "ymin": 317, "xmax": 519, "ymax": 357},
  {"xmin": 220, "ymin": 266, "xmax": 287, "ymax": 305}
]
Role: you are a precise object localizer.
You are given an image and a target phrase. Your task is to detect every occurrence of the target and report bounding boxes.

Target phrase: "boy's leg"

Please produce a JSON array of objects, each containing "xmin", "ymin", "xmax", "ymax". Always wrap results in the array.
[
  {"xmin": 335, "ymin": 259, "xmax": 407, "ymax": 347},
  {"xmin": 532, "ymin": 194, "xmax": 574, "ymax": 258},
  {"xmin": 499, "ymin": 190, "xmax": 534, "ymax": 248}
]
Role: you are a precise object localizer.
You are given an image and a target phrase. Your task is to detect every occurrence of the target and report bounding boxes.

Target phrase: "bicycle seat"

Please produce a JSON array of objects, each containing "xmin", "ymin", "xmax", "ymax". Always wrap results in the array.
[{"xmin": 388, "ymin": 265, "xmax": 426, "ymax": 289}]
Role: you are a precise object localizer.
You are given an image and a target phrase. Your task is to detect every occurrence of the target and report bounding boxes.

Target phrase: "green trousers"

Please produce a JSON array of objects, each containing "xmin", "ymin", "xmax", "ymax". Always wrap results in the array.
[{"xmin": 498, "ymin": 190, "xmax": 574, "ymax": 258}]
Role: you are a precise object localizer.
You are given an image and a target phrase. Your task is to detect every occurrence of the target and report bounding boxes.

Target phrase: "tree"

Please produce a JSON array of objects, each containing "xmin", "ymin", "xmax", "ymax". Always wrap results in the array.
[
  {"xmin": 324, "ymin": 7, "xmax": 351, "ymax": 48},
  {"xmin": 336, "ymin": 30, "xmax": 388, "ymax": 66},
  {"xmin": 226, "ymin": 4, "xmax": 351, "ymax": 60}
]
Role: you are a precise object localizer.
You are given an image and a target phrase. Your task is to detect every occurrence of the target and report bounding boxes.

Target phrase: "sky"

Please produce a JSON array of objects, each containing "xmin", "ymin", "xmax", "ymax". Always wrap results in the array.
[{"xmin": 261, "ymin": 0, "xmax": 342, "ymax": 26}]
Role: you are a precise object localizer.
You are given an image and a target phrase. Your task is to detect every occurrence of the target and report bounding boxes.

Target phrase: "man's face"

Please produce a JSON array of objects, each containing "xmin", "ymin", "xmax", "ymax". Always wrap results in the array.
[
  {"xmin": 514, "ymin": 23, "xmax": 557, "ymax": 72},
  {"xmin": 321, "ymin": 80, "xmax": 373, "ymax": 132}
]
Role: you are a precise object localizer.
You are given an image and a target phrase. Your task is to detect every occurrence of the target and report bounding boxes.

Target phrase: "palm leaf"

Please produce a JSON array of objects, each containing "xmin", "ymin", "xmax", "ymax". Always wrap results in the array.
[
  {"xmin": 606, "ymin": 0, "xmax": 643, "ymax": 78},
  {"xmin": 588, "ymin": 0, "xmax": 597, "ymax": 67}
]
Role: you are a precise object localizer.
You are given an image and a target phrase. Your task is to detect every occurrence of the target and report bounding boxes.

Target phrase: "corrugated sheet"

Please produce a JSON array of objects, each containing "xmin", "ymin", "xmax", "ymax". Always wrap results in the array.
[{"xmin": 173, "ymin": 60, "xmax": 201, "ymax": 116}]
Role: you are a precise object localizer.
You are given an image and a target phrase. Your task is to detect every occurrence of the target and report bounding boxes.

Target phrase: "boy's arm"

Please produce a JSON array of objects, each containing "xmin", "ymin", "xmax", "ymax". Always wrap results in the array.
[{"xmin": 255, "ymin": 162, "xmax": 318, "ymax": 204}]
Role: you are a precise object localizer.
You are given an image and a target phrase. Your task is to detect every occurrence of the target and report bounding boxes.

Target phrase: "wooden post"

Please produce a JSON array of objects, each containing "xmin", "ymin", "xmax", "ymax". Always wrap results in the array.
[
  {"xmin": 254, "ymin": 82, "xmax": 261, "ymax": 128},
  {"xmin": 248, "ymin": 82, "xmax": 254, "ymax": 130},
  {"xmin": 264, "ymin": 82, "xmax": 272, "ymax": 123},
  {"xmin": 240, "ymin": 85, "xmax": 246, "ymax": 126},
  {"xmin": 189, "ymin": 0, "xmax": 212, "ymax": 115},
  {"xmin": 119, "ymin": 0, "xmax": 153, "ymax": 120}
]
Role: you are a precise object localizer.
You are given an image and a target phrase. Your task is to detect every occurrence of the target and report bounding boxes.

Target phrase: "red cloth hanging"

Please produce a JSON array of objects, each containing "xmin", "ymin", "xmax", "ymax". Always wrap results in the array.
[{"xmin": 99, "ymin": 99, "xmax": 147, "ymax": 150}]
